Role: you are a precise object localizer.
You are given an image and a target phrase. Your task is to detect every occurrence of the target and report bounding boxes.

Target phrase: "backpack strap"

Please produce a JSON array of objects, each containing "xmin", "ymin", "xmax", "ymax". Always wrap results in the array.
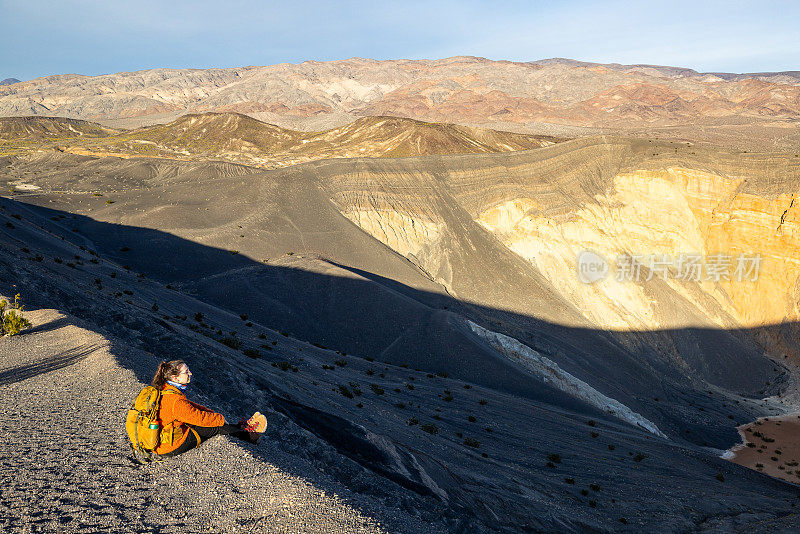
[{"xmin": 189, "ymin": 428, "xmax": 201, "ymax": 449}]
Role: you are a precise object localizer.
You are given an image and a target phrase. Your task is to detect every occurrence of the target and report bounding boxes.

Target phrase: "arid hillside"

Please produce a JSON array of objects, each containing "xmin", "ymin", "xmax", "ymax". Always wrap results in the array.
[
  {"xmin": 1, "ymin": 57, "xmax": 799, "ymax": 149},
  {"xmin": 0, "ymin": 116, "xmax": 115, "ymax": 146},
  {"xmin": 0, "ymin": 114, "xmax": 559, "ymax": 167}
]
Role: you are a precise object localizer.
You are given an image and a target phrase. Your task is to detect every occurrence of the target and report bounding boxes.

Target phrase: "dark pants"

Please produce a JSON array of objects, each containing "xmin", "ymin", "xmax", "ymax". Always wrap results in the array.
[{"xmin": 161, "ymin": 423, "xmax": 252, "ymax": 457}]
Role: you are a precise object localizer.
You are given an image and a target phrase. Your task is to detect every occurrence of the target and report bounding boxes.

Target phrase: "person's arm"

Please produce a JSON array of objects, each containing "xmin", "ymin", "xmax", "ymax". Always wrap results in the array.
[
  {"xmin": 171, "ymin": 396, "xmax": 225, "ymax": 427},
  {"xmin": 189, "ymin": 401, "xmax": 214, "ymax": 412}
]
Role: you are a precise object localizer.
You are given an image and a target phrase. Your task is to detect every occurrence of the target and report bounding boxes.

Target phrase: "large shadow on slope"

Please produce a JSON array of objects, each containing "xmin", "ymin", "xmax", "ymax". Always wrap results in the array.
[{"xmin": 2, "ymin": 198, "xmax": 799, "ymax": 532}]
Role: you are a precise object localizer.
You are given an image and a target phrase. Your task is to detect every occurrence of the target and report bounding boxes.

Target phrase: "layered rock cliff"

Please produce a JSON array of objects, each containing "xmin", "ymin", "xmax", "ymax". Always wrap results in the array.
[{"xmin": 323, "ymin": 137, "xmax": 800, "ymax": 362}]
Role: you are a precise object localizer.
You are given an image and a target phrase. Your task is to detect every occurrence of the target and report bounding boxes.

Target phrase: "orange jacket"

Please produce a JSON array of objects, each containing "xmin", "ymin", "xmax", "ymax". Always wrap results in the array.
[{"xmin": 154, "ymin": 384, "xmax": 225, "ymax": 454}]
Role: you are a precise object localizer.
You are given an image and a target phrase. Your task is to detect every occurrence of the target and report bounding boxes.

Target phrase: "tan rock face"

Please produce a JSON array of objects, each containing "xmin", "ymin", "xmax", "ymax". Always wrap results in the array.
[
  {"xmin": 326, "ymin": 143, "xmax": 800, "ymax": 365},
  {"xmin": 477, "ymin": 167, "xmax": 800, "ymax": 332},
  {"xmin": 341, "ymin": 208, "xmax": 442, "ymax": 260}
]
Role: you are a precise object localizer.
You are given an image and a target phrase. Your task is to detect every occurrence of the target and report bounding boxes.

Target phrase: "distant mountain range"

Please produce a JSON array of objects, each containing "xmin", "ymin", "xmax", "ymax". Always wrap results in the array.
[
  {"xmin": 1, "ymin": 57, "xmax": 798, "ymax": 149},
  {"xmin": 0, "ymin": 78, "xmax": 20, "ymax": 86}
]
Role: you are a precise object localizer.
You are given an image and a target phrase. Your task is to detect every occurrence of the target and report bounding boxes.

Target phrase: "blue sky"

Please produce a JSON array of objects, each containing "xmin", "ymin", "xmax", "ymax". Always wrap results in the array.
[{"xmin": 2, "ymin": 0, "xmax": 798, "ymax": 80}]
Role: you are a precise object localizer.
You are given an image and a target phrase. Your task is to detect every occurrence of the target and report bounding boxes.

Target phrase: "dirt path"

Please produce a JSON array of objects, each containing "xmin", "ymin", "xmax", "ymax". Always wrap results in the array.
[{"xmin": 0, "ymin": 308, "xmax": 400, "ymax": 533}]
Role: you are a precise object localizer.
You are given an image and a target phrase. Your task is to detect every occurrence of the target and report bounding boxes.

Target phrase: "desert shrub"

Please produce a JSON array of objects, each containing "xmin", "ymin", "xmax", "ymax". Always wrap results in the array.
[
  {"xmin": 220, "ymin": 337, "xmax": 241, "ymax": 350},
  {"xmin": 338, "ymin": 385, "xmax": 354, "ymax": 399},
  {"xmin": 242, "ymin": 348, "xmax": 260, "ymax": 359},
  {"xmin": 370, "ymin": 384, "xmax": 384, "ymax": 395},
  {"xmin": 547, "ymin": 453, "xmax": 562, "ymax": 464},
  {"xmin": 464, "ymin": 437, "xmax": 480, "ymax": 448},
  {"xmin": 420, "ymin": 423, "xmax": 438, "ymax": 435},
  {"xmin": 1, "ymin": 294, "xmax": 32, "ymax": 337}
]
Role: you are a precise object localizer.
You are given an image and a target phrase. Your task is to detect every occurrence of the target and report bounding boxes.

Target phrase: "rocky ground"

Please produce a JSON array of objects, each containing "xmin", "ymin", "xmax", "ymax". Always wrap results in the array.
[{"xmin": 0, "ymin": 308, "xmax": 440, "ymax": 533}]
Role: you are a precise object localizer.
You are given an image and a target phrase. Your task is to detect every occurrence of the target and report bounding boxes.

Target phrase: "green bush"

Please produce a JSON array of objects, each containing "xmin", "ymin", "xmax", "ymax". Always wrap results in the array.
[{"xmin": 1, "ymin": 294, "xmax": 32, "ymax": 337}]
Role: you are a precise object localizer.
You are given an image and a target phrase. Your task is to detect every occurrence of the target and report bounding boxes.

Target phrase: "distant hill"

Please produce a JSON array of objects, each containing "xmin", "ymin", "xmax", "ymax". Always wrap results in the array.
[
  {"xmin": 2, "ymin": 112, "xmax": 560, "ymax": 166},
  {"xmin": 0, "ymin": 57, "xmax": 799, "ymax": 149},
  {"xmin": 0, "ymin": 78, "xmax": 20, "ymax": 86},
  {"xmin": 0, "ymin": 116, "xmax": 116, "ymax": 150}
]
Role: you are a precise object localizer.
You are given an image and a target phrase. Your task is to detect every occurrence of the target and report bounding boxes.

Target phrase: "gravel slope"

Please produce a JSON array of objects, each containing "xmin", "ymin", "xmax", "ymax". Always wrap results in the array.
[{"xmin": 0, "ymin": 307, "xmax": 426, "ymax": 533}]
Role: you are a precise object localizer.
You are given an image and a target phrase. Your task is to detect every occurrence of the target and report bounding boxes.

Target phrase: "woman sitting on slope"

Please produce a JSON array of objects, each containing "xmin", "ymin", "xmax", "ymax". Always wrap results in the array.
[{"xmin": 151, "ymin": 359, "xmax": 266, "ymax": 457}]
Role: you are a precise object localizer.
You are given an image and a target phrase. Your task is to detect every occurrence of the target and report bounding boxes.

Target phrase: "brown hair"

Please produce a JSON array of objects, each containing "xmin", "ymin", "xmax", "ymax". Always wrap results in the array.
[{"xmin": 152, "ymin": 360, "xmax": 185, "ymax": 389}]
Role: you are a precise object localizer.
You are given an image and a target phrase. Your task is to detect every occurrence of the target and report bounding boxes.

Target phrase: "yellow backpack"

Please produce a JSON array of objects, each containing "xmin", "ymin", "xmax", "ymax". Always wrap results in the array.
[{"xmin": 125, "ymin": 385, "xmax": 179, "ymax": 459}]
